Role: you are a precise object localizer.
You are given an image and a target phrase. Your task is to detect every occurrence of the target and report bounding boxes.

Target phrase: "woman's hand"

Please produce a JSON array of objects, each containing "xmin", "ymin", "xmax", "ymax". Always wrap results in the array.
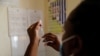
[
  {"xmin": 42, "ymin": 33, "xmax": 60, "ymax": 51},
  {"xmin": 25, "ymin": 21, "xmax": 42, "ymax": 56},
  {"xmin": 27, "ymin": 21, "xmax": 42, "ymax": 43}
]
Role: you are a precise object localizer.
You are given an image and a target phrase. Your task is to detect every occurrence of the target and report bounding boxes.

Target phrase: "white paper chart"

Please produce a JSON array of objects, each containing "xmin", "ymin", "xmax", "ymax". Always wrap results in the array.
[
  {"xmin": 8, "ymin": 7, "xmax": 28, "ymax": 36},
  {"xmin": 8, "ymin": 7, "xmax": 45, "ymax": 56}
]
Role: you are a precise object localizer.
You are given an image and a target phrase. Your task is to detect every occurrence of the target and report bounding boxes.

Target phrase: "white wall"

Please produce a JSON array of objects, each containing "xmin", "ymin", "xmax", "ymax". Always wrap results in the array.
[
  {"xmin": 66, "ymin": 0, "xmax": 82, "ymax": 16},
  {"xmin": 0, "ymin": 5, "xmax": 11, "ymax": 56}
]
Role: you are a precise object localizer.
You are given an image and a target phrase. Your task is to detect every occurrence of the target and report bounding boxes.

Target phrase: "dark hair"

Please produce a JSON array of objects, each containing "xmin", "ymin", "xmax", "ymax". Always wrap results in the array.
[
  {"xmin": 64, "ymin": 1, "xmax": 100, "ymax": 56},
  {"xmin": 83, "ymin": 0, "xmax": 100, "ymax": 1}
]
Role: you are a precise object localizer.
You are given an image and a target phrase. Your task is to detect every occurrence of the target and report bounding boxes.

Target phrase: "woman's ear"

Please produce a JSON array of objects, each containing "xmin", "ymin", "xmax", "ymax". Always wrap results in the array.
[{"xmin": 73, "ymin": 35, "xmax": 82, "ymax": 55}]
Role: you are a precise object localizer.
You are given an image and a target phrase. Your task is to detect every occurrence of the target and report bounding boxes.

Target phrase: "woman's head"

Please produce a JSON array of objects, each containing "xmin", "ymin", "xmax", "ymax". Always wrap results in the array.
[
  {"xmin": 83, "ymin": 0, "xmax": 100, "ymax": 1},
  {"xmin": 62, "ymin": 1, "xmax": 100, "ymax": 56}
]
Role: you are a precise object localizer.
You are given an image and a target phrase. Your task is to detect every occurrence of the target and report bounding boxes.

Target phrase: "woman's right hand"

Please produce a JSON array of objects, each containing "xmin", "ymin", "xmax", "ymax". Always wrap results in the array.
[
  {"xmin": 42, "ymin": 33, "xmax": 60, "ymax": 51},
  {"xmin": 27, "ymin": 21, "xmax": 41, "ymax": 43}
]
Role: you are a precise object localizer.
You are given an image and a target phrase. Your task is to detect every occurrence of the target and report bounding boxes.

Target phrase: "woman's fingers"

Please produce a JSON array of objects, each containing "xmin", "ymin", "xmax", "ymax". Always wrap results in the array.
[
  {"xmin": 42, "ymin": 33, "xmax": 60, "ymax": 51},
  {"xmin": 44, "ymin": 41, "xmax": 54, "ymax": 46},
  {"xmin": 42, "ymin": 33, "xmax": 57, "ymax": 46},
  {"xmin": 35, "ymin": 20, "xmax": 42, "ymax": 30},
  {"xmin": 27, "ymin": 22, "xmax": 39, "ymax": 32},
  {"xmin": 27, "ymin": 20, "xmax": 42, "ymax": 33},
  {"xmin": 42, "ymin": 33, "xmax": 56, "ymax": 38},
  {"xmin": 43, "ymin": 33, "xmax": 57, "ymax": 42}
]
